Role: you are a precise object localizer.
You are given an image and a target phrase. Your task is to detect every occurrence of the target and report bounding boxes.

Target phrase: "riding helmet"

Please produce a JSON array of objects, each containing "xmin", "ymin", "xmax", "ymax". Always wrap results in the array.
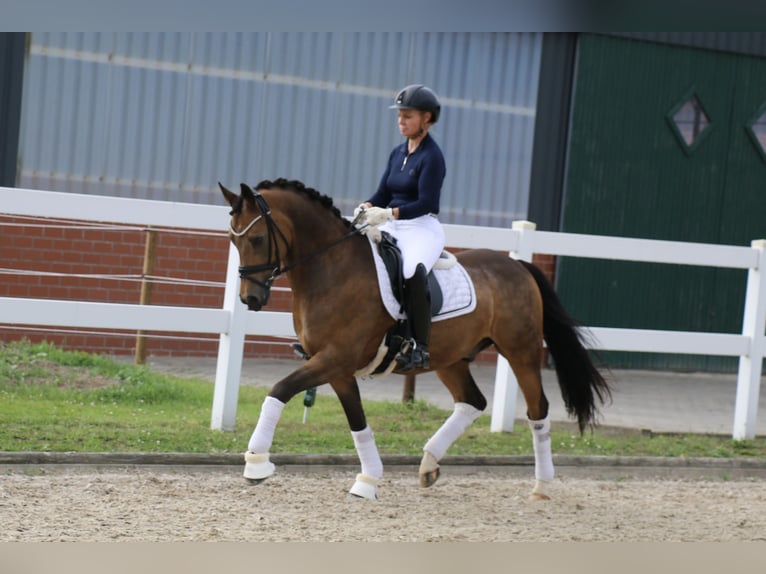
[{"xmin": 390, "ymin": 84, "xmax": 441, "ymax": 124}]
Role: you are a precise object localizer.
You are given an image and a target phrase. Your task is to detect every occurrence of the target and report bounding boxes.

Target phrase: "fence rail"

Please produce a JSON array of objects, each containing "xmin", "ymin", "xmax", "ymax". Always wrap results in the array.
[{"xmin": 1, "ymin": 187, "xmax": 764, "ymax": 439}]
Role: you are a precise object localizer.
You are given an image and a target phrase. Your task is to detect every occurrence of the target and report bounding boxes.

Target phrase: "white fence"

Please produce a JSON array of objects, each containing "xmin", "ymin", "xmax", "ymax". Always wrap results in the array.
[{"xmin": 1, "ymin": 187, "xmax": 764, "ymax": 439}]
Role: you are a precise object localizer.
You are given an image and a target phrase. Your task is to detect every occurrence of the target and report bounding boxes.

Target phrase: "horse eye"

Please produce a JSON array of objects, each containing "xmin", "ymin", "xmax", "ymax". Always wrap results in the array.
[{"xmin": 249, "ymin": 235, "xmax": 265, "ymax": 247}]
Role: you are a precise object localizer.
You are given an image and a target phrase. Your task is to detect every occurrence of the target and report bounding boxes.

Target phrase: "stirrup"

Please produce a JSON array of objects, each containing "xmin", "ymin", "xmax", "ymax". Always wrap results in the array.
[{"xmin": 396, "ymin": 346, "xmax": 430, "ymax": 372}]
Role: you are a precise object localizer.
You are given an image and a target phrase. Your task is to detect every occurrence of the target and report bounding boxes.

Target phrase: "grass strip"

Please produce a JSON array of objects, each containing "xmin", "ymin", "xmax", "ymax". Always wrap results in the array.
[{"xmin": 1, "ymin": 340, "xmax": 764, "ymax": 458}]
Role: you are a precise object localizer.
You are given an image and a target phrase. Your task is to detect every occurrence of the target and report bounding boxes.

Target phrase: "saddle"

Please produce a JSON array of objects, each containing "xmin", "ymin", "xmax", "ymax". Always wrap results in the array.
[
  {"xmin": 367, "ymin": 232, "xmax": 463, "ymax": 376},
  {"xmin": 376, "ymin": 231, "xmax": 443, "ymax": 316}
]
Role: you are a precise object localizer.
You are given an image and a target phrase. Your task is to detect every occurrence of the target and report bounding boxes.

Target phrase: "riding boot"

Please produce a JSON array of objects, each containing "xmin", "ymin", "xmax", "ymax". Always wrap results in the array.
[{"xmin": 397, "ymin": 263, "xmax": 431, "ymax": 372}]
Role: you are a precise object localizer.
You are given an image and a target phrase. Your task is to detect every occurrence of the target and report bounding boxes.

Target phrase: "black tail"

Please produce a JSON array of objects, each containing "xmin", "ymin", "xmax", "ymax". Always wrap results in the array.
[{"xmin": 520, "ymin": 260, "xmax": 612, "ymax": 432}]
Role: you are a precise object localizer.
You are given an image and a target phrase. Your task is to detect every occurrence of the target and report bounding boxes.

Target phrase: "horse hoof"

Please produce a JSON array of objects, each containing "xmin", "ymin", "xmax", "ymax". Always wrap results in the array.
[
  {"xmin": 418, "ymin": 451, "xmax": 440, "ymax": 487},
  {"xmin": 529, "ymin": 480, "xmax": 551, "ymax": 501},
  {"xmin": 349, "ymin": 473, "xmax": 378, "ymax": 500},
  {"xmin": 243, "ymin": 452, "xmax": 275, "ymax": 483},
  {"xmin": 528, "ymin": 491, "xmax": 551, "ymax": 501},
  {"xmin": 419, "ymin": 467, "xmax": 440, "ymax": 488}
]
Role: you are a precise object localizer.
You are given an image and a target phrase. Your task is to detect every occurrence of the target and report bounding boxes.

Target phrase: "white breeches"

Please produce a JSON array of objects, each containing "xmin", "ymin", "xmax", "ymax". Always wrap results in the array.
[{"xmin": 380, "ymin": 214, "xmax": 445, "ymax": 278}]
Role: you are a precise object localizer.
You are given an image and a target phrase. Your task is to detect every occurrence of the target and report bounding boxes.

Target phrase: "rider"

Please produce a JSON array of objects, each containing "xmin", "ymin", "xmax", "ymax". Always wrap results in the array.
[{"xmin": 355, "ymin": 84, "xmax": 446, "ymax": 372}]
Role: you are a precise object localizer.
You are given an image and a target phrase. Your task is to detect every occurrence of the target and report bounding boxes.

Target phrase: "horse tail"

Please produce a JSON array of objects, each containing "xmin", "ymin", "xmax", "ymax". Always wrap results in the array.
[{"xmin": 519, "ymin": 260, "xmax": 612, "ymax": 433}]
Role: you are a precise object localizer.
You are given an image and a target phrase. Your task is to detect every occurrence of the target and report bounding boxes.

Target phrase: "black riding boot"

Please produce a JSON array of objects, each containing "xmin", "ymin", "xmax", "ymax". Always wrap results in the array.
[{"xmin": 396, "ymin": 263, "xmax": 431, "ymax": 372}]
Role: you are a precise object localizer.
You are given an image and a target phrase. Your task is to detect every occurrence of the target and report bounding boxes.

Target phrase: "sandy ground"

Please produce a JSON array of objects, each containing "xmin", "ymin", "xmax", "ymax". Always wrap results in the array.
[{"xmin": 1, "ymin": 465, "xmax": 766, "ymax": 542}]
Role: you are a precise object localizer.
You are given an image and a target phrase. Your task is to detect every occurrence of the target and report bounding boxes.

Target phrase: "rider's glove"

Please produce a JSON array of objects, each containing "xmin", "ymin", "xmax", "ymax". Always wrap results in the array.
[{"xmin": 364, "ymin": 207, "xmax": 395, "ymax": 226}]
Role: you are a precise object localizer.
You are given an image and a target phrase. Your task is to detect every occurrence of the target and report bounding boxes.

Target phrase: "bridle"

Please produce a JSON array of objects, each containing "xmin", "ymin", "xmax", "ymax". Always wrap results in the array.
[
  {"xmin": 230, "ymin": 190, "xmax": 288, "ymax": 293},
  {"xmin": 230, "ymin": 186, "xmax": 364, "ymax": 298}
]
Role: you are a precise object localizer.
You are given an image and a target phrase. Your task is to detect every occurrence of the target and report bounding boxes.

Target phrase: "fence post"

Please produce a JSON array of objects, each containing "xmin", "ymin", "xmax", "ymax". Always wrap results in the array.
[
  {"xmin": 211, "ymin": 242, "xmax": 247, "ymax": 431},
  {"xmin": 732, "ymin": 239, "xmax": 766, "ymax": 440},
  {"xmin": 491, "ymin": 220, "xmax": 536, "ymax": 432},
  {"xmin": 134, "ymin": 227, "xmax": 158, "ymax": 365},
  {"xmin": 402, "ymin": 373, "xmax": 416, "ymax": 403}
]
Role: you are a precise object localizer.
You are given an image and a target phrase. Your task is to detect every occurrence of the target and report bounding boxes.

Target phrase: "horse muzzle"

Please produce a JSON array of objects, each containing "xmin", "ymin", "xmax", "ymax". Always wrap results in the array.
[
  {"xmin": 241, "ymin": 292, "xmax": 269, "ymax": 311},
  {"xmin": 238, "ymin": 265, "xmax": 279, "ymax": 311}
]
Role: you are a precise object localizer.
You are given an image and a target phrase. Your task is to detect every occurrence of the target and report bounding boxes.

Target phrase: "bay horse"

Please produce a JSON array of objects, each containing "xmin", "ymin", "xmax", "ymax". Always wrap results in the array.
[{"xmin": 220, "ymin": 178, "xmax": 611, "ymax": 500}]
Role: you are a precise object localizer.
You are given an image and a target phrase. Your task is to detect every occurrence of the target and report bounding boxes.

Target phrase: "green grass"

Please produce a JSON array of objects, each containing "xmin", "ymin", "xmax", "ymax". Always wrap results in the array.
[{"xmin": 1, "ymin": 340, "xmax": 765, "ymax": 458}]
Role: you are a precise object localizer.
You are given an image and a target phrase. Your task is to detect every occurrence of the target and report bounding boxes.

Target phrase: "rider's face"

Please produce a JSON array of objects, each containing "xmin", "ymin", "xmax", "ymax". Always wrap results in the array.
[{"xmin": 397, "ymin": 109, "xmax": 429, "ymax": 138}]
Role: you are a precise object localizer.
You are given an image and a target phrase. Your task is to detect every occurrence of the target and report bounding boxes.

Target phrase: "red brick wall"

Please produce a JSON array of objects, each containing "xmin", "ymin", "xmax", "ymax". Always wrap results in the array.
[
  {"xmin": 0, "ymin": 215, "xmax": 294, "ymax": 358},
  {"xmin": 1, "ymin": 215, "xmax": 556, "ymax": 362}
]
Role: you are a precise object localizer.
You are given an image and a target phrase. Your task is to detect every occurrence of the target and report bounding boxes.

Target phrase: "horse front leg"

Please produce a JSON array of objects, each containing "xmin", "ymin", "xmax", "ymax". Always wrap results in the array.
[
  {"xmin": 243, "ymin": 357, "xmax": 333, "ymax": 484},
  {"xmin": 420, "ymin": 363, "xmax": 487, "ymax": 487},
  {"xmin": 330, "ymin": 376, "xmax": 383, "ymax": 500},
  {"xmin": 243, "ymin": 393, "xmax": 284, "ymax": 483}
]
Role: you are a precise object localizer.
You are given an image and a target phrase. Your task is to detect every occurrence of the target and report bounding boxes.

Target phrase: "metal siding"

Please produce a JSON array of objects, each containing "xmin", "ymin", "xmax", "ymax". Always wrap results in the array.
[{"xmin": 17, "ymin": 32, "xmax": 542, "ymax": 226}]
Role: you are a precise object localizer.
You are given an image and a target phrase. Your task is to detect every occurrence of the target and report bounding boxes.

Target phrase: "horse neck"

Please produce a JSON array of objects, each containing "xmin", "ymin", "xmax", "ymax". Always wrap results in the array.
[{"xmin": 282, "ymin": 207, "xmax": 371, "ymax": 293}]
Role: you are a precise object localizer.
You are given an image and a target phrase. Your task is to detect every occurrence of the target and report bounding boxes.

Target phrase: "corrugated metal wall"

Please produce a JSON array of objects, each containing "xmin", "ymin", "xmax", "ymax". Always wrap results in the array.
[{"xmin": 17, "ymin": 32, "xmax": 542, "ymax": 227}]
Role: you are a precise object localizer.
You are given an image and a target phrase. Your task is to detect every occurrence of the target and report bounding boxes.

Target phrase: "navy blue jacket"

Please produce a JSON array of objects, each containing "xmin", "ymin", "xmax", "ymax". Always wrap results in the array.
[{"xmin": 367, "ymin": 133, "xmax": 446, "ymax": 220}]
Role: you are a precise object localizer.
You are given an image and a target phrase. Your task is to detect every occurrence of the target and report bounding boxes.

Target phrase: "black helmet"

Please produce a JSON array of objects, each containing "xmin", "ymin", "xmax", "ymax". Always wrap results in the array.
[{"xmin": 390, "ymin": 84, "xmax": 441, "ymax": 124}]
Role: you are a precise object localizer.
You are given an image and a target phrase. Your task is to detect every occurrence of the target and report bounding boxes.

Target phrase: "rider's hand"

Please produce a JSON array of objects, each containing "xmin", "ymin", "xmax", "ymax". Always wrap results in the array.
[
  {"xmin": 353, "ymin": 203, "xmax": 369, "ymax": 221},
  {"xmin": 364, "ymin": 206, "xmax": 395, "ymax": 226}
]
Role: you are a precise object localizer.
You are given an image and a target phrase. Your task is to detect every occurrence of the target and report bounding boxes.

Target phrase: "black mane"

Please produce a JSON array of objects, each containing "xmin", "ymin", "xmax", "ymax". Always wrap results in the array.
[{"xmin": 255, "ymin": 178, "xmax": 352, "ymax": 229}]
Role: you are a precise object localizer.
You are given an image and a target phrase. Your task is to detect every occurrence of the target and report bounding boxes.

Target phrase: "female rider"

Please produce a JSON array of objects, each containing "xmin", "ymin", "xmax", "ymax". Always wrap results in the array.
[{"xmin": 355, "ymin": 84, "xmax": 446, "ymax": 372}]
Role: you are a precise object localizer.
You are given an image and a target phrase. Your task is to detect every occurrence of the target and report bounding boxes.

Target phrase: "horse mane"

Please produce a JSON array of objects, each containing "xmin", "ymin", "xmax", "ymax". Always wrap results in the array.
[{"xmin": 254, "ymin": 178, "xmax": 353, "ymax": 229}]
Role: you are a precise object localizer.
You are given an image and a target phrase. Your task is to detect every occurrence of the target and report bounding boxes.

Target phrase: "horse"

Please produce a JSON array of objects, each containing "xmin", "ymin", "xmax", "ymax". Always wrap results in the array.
[{"xmin": 219, "ymin": 178, "xmax": 611, "ymax": 501}]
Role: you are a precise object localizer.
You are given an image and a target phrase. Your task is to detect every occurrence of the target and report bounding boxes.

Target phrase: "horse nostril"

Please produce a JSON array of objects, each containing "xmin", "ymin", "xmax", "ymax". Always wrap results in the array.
[{"xmin": 245, "ymin": 295, "xmax": 262, "ymax": 311}]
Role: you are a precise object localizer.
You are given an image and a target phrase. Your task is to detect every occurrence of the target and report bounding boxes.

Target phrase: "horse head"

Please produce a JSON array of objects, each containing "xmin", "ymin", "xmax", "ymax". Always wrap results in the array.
[{"xmin": 219, "ymin": 181, "xmax": 286, "ymax": 311}]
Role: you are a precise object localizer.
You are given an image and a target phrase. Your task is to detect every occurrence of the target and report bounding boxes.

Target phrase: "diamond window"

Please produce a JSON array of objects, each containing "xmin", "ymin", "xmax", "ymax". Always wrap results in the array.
[
  {"xmin": 671, "ymin": 95, "xmax": 710, "ymax": 148},
  {"xmin": 745, "ymin": 104, "xmax": 766, "ymax": 163}
]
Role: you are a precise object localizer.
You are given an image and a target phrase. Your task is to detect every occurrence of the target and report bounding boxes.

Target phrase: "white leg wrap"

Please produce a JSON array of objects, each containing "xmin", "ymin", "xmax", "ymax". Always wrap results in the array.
[
  {"xmin": 351, "ymin": 426, "xmax": 383, "ymax": 480},
  {"xmin": 527, "ymin": 416, "xmax": 554, "ymax": 481},
  {"xmin": 247, "ymin": 396, "xmax": 285, "ymax": 454},
  {"xmin": 423, "ymin": 402, "xmax": 483, "ymax": 461}
]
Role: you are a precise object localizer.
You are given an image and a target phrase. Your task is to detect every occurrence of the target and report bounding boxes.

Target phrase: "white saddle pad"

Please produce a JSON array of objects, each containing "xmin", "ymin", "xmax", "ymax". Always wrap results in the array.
[{"xmin": 365, "ymin": 236, "xmax": 477, "ymax": 323}]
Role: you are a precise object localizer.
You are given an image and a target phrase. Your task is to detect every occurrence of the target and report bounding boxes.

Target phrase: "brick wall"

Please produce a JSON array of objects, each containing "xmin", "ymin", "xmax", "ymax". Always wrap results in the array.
[{"xmin": 1, "ymin": 214, "xmax": 556, "ymax": 362}]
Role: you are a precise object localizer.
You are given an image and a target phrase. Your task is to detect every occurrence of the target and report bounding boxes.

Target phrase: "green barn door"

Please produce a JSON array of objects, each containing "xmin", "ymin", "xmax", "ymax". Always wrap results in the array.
[{"xmin": 557, "ymin": 34, "xmax": 766, "ymax": 371}]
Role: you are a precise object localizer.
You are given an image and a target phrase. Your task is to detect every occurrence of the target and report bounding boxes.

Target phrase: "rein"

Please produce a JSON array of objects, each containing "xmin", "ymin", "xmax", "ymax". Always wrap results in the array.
[{"xmin": 232, "ymin": 187, "xmax": 363, "ymax": 292}]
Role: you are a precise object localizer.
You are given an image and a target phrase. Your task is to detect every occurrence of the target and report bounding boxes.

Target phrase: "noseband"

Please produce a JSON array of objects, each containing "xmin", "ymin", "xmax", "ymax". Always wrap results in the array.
[{"xmin": 230, "ymin": 186, "xmax": 363, "ymax": 298}]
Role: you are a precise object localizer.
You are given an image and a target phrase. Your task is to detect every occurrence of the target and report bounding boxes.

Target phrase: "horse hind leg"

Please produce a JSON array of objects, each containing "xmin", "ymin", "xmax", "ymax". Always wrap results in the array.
[
  {"xmin": 420, "ymin": 362, "xmax": 487, "ymax": 488},
  {"xmin": 526, "ymin": 415, "xmax": 553, "ymax": 501},
  {"xmin": 498, "ymin": 345, "xmax": 554, "ymax": 501}
]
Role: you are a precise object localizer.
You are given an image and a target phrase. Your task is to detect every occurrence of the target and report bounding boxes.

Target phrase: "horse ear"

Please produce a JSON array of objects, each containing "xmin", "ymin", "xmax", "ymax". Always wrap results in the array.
[
  {"xmin": 219, "ymin": 182, "xmax": 240, "ymax": 209},
  {"xmin": 240, "ymin": 183, "xmax": 256, "ymax": 204}
]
